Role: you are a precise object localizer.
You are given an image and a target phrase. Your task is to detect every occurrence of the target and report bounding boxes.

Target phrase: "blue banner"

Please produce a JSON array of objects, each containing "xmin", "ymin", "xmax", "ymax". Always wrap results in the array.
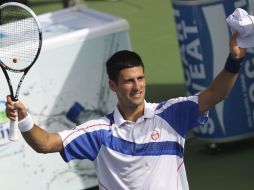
[{"xmin": 172, "ymin": 0, "xmax": 254, "ymax": 142}]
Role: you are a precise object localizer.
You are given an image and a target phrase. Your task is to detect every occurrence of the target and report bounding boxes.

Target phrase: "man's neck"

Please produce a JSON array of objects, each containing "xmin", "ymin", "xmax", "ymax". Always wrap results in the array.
[{"xmin": 118, "ymin": 103, "xmax": 145, "ymax": 122}]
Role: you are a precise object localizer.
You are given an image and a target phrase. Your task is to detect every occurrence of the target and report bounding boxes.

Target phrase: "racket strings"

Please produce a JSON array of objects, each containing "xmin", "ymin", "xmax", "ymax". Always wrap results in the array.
[{"xmin": 0, "ymin": 5, "xmax": 40, "ymax": 71}]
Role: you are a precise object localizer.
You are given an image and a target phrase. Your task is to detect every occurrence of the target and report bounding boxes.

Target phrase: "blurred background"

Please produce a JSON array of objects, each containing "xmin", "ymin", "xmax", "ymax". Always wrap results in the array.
[
  {"xmin": 6, "ymin": 0, "xmax": 185, "ymax": 100},
  {"xmin": 1, "ymin": 0, "xmax": 254, "ymax": 190}
]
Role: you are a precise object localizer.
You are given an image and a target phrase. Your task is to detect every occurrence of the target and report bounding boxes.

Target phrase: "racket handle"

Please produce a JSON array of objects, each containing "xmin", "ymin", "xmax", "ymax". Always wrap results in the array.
[{"xmin": 9, "ymin": 118, "xmax": 19, "ymax": 141}]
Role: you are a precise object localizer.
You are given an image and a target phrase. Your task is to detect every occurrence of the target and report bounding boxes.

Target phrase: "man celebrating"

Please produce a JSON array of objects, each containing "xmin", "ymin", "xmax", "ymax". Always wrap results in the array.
[{"xmin": 5, "ymin": 32, "xmax": 246, "ymax": 190}]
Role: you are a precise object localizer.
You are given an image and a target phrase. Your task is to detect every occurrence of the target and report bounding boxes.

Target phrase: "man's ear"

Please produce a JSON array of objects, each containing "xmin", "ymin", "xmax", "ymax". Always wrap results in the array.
[{"xmin": 109, "ymin": 80, "xmax": 117, "ymax": 92}]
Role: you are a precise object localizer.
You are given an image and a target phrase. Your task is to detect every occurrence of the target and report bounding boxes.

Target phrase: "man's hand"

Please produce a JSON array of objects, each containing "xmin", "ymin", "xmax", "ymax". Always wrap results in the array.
[
  {"xmin": 230, "ymin": 32, "xmax": 247, "ymax": 59},
  {"xmin": 5, "ymin": 95, "xmax": 28, "ymax": 121}
]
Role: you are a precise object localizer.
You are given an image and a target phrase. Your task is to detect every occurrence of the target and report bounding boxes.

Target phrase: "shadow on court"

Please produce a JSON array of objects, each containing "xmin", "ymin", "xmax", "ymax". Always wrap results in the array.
[{"xmin": 185, "ymin": 136, "xmax": 254, "ymax": 190}]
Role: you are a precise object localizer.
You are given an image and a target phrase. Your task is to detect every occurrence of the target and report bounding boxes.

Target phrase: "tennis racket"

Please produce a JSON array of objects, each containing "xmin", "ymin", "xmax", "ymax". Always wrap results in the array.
[{"xmin": 0, "ymin": 2, "xmax": 42, "ymax": 141}]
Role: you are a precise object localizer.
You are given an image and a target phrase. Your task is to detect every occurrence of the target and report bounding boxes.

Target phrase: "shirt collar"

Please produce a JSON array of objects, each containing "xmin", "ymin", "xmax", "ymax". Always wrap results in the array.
[{"xmin": 113, "ymin": 100, "xmax": 155, "ymax": 127}]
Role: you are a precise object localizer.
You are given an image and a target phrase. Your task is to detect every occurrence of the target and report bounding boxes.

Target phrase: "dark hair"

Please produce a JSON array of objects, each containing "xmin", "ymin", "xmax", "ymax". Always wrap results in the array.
[{"xmin": 106, "ymin": 50, "xmax": 144, "ymax": 82}]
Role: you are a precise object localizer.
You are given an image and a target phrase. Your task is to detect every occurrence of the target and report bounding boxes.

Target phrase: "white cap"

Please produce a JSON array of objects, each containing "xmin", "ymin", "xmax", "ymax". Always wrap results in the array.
[{"xmin": 226, "ymin": 8, "xmax": 254, "ymax": 48}]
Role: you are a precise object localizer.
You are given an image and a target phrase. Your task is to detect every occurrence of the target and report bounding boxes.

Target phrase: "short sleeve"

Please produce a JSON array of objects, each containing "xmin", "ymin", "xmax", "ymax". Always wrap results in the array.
[
  {"xmin": 58, "ymin": 123, "xmax": 109, "ymax": 162},
  {"xmin": 156, "ymin": 95, "xmax": 209, "ymax": 137}
]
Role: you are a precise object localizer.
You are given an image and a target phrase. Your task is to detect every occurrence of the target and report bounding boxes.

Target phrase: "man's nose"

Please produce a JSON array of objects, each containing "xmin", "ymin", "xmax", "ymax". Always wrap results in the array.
[{"xmin": 133, "ymin": 79, "xmax": 140, "ymax": 89}]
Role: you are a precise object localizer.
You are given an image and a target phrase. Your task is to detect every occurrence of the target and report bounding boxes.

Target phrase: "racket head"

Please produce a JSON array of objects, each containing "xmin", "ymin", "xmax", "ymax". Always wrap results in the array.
[{"xmin": 0, "ymin": 2, "xmax": 42, "ymax": 72}]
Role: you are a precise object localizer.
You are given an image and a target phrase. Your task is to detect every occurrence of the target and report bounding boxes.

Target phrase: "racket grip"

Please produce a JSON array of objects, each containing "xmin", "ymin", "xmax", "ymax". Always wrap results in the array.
[{"xmin": 9, "ymin": 118, "xmax": 19, "ymax": 141}]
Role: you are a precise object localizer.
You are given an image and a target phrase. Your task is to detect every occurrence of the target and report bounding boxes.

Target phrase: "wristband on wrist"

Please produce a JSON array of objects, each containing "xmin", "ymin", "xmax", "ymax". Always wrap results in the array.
[
  {"xmin": 224, "ymin": 53, "xmax": 244, "ymax": 73},
  {"xmin": 18, "ymin": 113, "xmax": 34, "ymax": 132}
]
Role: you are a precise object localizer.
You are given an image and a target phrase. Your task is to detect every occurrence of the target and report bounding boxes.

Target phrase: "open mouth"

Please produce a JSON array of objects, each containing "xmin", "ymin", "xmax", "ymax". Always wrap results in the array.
[{"xmin": 131, "ymin": 91, "xmax": 142, "ymax": 98}]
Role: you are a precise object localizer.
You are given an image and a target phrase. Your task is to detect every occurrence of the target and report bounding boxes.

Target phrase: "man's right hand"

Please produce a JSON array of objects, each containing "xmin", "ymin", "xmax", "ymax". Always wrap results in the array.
[{"xmin": 5, "ymin": 95, "xmax": 28, "ymax": 121}]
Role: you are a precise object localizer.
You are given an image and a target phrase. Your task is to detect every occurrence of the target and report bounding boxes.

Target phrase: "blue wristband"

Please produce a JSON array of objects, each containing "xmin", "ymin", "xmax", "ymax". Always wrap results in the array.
[{"xmin": 224, "ymin": 54, "xmax": 244, "ymax": 73}]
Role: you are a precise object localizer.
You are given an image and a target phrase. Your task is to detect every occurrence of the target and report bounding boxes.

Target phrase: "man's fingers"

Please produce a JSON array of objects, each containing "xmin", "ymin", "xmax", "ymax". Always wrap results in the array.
[
  {"xmin": 6, "ymin": 95, "xmax": 13, "ymax": 102},
  {"xmin": 232, "ymin": 31, "xmax": 238, "ymax": 38},
  {"xmin": 5, "ymin": 95, "xmax": 17, "ymax": 121},
  {"xmin": 5, "ymin": 105, "xmax": 17, "ymax": 121},
  {"xmin": 230, "ymin": 32, "xmax": 238, "ymax": 46}
]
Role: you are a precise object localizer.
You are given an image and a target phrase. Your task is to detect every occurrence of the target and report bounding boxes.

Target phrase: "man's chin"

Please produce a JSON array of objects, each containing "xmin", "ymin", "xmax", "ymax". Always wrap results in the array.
[{"xmin": 130, "ymin": 99, "xmax": 144, "ymax": 107}]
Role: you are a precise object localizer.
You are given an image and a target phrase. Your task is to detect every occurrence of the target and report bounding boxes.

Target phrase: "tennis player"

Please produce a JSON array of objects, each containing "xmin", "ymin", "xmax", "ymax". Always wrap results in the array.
[{"xmin": 5, "ymin": 32, "xmax": 246, "ymax": 190}]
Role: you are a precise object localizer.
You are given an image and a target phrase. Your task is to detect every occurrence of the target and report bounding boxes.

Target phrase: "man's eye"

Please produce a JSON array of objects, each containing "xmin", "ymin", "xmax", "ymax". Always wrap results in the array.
[{"xmin": 124, "ymin": 80, "xmax": 132, "ymax": 83}]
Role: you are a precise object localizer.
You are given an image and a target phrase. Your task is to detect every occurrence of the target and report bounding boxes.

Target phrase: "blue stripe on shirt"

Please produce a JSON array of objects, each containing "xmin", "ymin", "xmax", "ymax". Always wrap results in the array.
[
  {"xmin": 60, "ymin": 130, "xmax": 184, "ymax": 162},
  {"xmin": 60, "ymin": 130, "xmax": 104, "ymax": 162},
  {"xmin": 106, "ymin": 135, "xmax": 184, "ymax": 157},
  {"xmin": 157, "ymin": 100, "xmax": 199, "ymax": 138}
]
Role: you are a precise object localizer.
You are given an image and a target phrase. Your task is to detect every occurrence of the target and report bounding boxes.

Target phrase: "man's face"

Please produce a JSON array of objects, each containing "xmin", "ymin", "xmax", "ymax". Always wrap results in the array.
[{"xmin": 109, "ymin": 66, "xmax": 146, "ymax": 111}]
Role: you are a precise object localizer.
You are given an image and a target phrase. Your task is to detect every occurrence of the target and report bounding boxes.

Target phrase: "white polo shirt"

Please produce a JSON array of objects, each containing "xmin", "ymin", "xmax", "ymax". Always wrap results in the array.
[{"xmin": 59, "ymin": 95, "xmax": 208, "ymax": 190}]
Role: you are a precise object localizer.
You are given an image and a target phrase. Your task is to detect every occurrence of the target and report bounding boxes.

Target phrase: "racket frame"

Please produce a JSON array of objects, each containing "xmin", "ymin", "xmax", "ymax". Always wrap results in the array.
[{"xmin": 0, "ymin": 2, "xmax": 42, "ymax": 140}]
